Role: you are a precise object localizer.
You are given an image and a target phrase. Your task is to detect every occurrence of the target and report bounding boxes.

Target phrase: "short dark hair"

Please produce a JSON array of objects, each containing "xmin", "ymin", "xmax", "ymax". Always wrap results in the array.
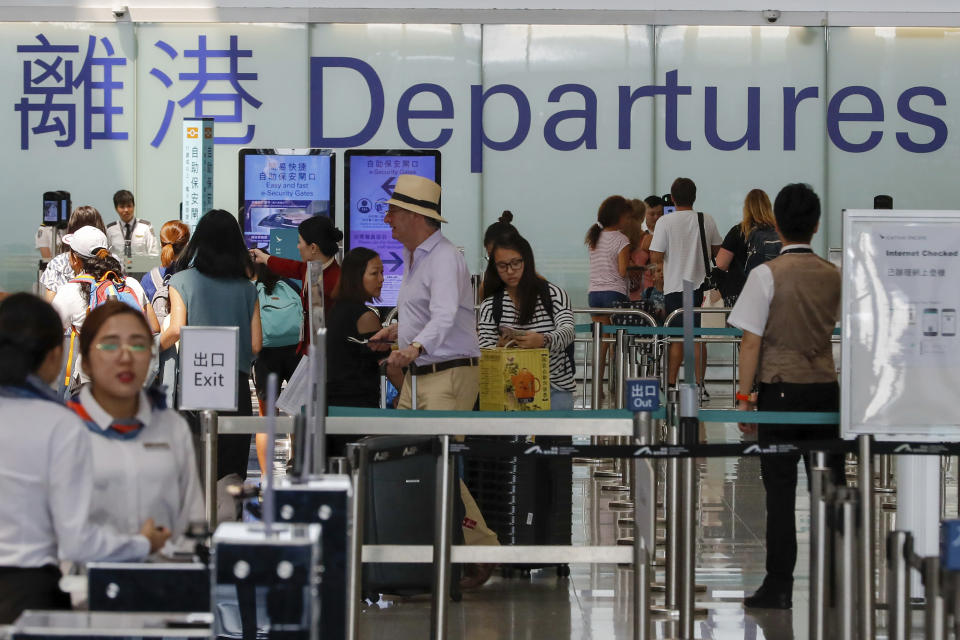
[
  {"xmin": 298, "ymin": 216, "xmax": 342, "ymax": 258},
  {"xmin": 332, "ymin": 247, "xmax": 381, "ymax": 305},
  {"xmin": 643, "ymin": 195, "xmax": 664, "ymax": 209},
  {"xmin": 0, "ymin": 293, "xmax": 63, "ymax": 385},
  {"xmin": 773, "ymin": 183, "xmax": 821, "ymax": 242},
  {"xmin": 175, "ymin": 209, "xmax": 252, "ymax": 279},
  {"xmin": 113, "ymin": 189, "xmax": 135, "ymax": 208},
  {"xmin": 670, "ymin": 178, "xmax": 696, "ymax": 207}
]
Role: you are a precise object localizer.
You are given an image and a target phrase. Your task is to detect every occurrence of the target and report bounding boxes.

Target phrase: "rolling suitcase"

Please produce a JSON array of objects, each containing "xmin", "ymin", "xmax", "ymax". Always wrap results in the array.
[
  {"xmin": 361, "ymin": 435, "xmax": 464, "ymax": 601},
  {"xmin": 464, "ymin": 435, "xmax": 572, "ymax": 577}
]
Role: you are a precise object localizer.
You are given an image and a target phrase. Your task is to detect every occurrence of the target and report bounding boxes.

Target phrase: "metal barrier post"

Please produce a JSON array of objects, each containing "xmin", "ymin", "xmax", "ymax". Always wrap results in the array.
[
  {"xmin": 200, "ymin": 410, "xmax": 218, "ymax": 529},
  {"xmin": 346, "ymin": 442, "xmax": 366, "ymax": 640},
  {"xmin": 430, "ymin": 435, "xmax": 453, "ymax": 640},
  {"xmin": 665, "ymin": 421, "xmax": 680, "ymax": 611},
  {"xmin": 924, "ymin": 556, "xmax": 947, "ymax": 640},
  {"xmin": 615, "ymin": 329, "xmax": 627, "ymax": 410},
  {"xmin": 887, "ymin": 530, "xmax": 912, "ymax": 640},
  {"xmin": 836, "ymin": 488, "xmax": 858, "ymax": 640},
  {"xmin": 677, "ymin": 383, "xmax": 698, "ymax": 638},
  {"xmin": 858, "ymin": 435, "xmax": 876, "ymax": 640},
  {"xmin": 592, "ymin": 321, "xmax": 603, "ymax": 410},
  {"xmin": 633, "ymin": 410, "xmax": 655, "ymax": 640},
  {"xmin": 809, "ymin": 452, "xmax": 830, "ymax": 640}
]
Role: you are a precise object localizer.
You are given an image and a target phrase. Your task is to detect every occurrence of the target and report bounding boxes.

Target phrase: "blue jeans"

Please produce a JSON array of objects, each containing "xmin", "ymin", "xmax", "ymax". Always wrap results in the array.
[
  {"xmin": 550, "ymin": 387, "xmax": 574, "ymax": 411},
  {"xmin": 588, "ymin": 290, "xmax": 628, "ymax": 310}
]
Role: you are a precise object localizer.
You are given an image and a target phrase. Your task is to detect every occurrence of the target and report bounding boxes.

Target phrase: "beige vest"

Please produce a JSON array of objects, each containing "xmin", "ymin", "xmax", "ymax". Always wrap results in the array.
[{"xmin": 759, "ymin": 252, "xmax": 840, "ymax": 384}]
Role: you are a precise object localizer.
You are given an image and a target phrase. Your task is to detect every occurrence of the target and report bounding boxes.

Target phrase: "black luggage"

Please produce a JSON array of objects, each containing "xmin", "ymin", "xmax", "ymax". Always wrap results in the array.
[
  {"xmin": 463, "ymin": 435, "xmax": 572, "ymax": 577},
  {"xmin": 361, "ymin": 435, "xmax": 463, "ymax": 601}
]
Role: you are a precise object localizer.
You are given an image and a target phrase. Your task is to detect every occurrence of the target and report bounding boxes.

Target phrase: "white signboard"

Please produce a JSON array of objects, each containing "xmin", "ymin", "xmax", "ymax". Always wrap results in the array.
[
  {"xmin": 841, "ymin": 210, "xmax": 960, "ymax": 439},
  {"xmin": 179, "ymin": 326, "xmax": 239, "ymax": 411},
  {"xmin": 181, "ymin": 118, "xmax": 214, "ymax": 230}
]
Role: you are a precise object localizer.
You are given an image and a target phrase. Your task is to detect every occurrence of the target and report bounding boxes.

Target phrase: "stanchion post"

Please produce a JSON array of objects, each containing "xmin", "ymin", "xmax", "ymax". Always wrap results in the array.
[
  {"xmin": 615, "ymin": 329, "xmax": 627, "ymax": 410},
  {"xmin": 858, "ymin": 435, "xmax": 876, "ymax": 640},
  {"xmin": 924, "ymin": 556, "xmax": 947, "ymax": 640},
  {"xmin": 627, "ymin": 381, "xmax": 658, "ymax": 640},
  {"xmin": 200, "ymin": 409, "xmax": 218, "ymax": 530},
  {"xmin": 677, "ymin": 383, "xmax": 697, "ymax": 638},
  {"xmin": 837, "ymin": 488, "xmax": 857, "ymax": 640},
  {"xmin": 592, "ymin": 321, "xmax": 603, "ymax": 410},
  {"xmin": 887, "ymin": 530, "xmax": 911, "ymax": 640},
  {"xmin": 345, "ymin": 442, "xmax": 366, "ymax": 640},
  {"xmin": 665, "ymin": 422, "xmax": 680, "ymax": 611},
  {"xmin": 809, "ymin": 452, "xmax": 830, "ymax": 640},
  {"xmin": 430, "ymin": 435, "xmax": 453, "ymax": 640}
]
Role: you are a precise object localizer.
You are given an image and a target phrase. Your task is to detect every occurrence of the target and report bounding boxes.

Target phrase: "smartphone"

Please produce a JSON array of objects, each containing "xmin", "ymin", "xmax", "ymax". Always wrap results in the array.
[
  {"xmin": 923, "ymin": 308, "xmax": 939, "ymax": 337},
  {"xmin": 942, "ymin": 309, "xmax": 956, "ymax": 336},
  {"xmin": 663, "ymin": 205, "xmax": 676, "ymax": 215}
]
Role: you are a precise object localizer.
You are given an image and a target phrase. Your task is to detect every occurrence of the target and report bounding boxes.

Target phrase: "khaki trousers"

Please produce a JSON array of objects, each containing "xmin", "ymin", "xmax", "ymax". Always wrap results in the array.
[{"xmin": 398, "ymin": 365, "xmax": 499, "ymax": 546}]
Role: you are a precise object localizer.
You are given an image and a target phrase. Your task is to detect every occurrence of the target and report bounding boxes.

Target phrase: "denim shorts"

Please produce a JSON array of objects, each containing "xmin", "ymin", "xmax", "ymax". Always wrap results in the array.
[
  {"xmin": 588, "ymin": 290, "xmax": 629, "ymax": 309},
  {"xmin": 664, "ymin": 290, "xmax": 703, "ymax": 327}
]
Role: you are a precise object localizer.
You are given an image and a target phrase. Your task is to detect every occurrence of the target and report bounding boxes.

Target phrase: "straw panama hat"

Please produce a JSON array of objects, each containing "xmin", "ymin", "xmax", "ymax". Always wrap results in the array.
[{"xmin": 385, "ymin": 174, "xmax": 446, "ymax": 223}]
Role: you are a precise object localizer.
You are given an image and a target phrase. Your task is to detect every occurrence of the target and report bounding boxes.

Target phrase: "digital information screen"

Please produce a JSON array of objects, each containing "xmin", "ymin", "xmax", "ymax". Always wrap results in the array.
[
  {"xmin": 344, "ymin": 150, "xmax": 440, "ymax": 308},
  {"xmin": 238, "ymin": 149, "xmax": 335, "ymax": 248}
]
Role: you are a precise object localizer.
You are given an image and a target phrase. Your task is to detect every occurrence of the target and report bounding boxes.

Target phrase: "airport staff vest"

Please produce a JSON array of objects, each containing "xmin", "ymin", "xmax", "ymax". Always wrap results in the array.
[{"xmin": 759, "ymin": 252, "xmax": 840, "ymax": 384}]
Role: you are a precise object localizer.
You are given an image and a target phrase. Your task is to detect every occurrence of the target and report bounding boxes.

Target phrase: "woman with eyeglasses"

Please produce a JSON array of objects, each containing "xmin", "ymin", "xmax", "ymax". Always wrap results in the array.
[
  {"xmin": 477, "ymin": 233, "xmax": 576, "ymax": 409},
  {"xmin": 70, "ymin": 301, "xmax": 203, "ymax": 548},
  {"xmin": 0, "ymin": 294, "xmax": 170, "ymax": 623}
]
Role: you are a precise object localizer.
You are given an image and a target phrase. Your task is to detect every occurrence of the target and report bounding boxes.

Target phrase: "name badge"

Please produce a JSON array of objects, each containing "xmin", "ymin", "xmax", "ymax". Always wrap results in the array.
[{"xmin": 143, "ymin": 442, "xmax": 170, "ymax": 450}]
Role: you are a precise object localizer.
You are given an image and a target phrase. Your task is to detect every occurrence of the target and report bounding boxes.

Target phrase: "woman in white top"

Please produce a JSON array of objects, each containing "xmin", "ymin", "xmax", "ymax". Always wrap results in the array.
[
  {"xmin": 52, "ymin": 226, "xmax": 159, "ymax": 394},
  {"xmin": 0, "ymin": 294, "xmax": 169, "ymax": 623},
  {"xmin": 68, "ymin": 300, "xmax": 204, "ymax": 545},
  {"xmin": 477, "ymin": 232, "xmax": 577, "ymax": 409},
  {"xmin": 39, "ymin": 206, "xmax": 111, "ymax": 302},
  {"xmin": 585, "ymin": 195, "xmax": 633, "ymax": 400}
]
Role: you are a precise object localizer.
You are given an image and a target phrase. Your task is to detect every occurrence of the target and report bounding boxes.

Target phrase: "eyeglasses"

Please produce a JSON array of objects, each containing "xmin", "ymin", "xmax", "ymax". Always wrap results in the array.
[
  {"xmin": 95, "ymin": 341, "xmax": 152, "ymax": 355},
  {"xmin": 495, "ymin": 258, "xmax": 524, "ymax": 273}
]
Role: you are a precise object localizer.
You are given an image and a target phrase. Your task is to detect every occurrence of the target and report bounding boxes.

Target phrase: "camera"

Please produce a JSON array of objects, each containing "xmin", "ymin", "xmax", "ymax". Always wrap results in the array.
[{"xmin": 763, "ymin": 9, "xmax": 781, "ymax": 23}]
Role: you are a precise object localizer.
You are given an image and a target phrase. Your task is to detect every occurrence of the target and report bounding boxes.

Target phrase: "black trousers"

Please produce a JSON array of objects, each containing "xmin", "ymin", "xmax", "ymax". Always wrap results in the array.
[
  {"xmin": 0, "ymin": 565, "xmax": 70, "ymax": 624},
  {"xmin": 757, "ymin": 380, "xmax": 845, "ymax": 589}
]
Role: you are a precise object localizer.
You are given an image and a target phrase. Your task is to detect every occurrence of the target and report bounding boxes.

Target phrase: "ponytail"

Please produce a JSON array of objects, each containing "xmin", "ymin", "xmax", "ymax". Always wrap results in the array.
[{"xmin": 584, "ymin": 222, "xmax": 602, "ymax": 250}]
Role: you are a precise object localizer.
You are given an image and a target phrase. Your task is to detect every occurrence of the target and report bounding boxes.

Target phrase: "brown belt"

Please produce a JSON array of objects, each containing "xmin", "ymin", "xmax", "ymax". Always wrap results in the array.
[{"xmin": 410, "ymin": 357, "xmax": 479, "ymax": 376}]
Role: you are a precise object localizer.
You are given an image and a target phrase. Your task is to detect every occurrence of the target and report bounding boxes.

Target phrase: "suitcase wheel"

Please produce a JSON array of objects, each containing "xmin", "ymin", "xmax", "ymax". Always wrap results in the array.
[{"xmin": 557, "ymin": 564, "xmax": 570, "ymax": 578}]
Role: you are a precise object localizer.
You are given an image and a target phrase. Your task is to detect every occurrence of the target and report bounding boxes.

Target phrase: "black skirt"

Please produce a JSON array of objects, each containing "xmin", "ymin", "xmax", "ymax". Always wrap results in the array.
[{"xmin": 0, "ymin": 565, "xmax": 71, "ymax": 624}]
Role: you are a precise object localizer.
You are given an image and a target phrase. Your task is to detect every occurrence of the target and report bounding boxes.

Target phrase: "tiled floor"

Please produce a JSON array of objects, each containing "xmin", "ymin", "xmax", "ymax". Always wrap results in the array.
[{"xmin": 353, "ymin": 385, "xmax": 948, "ymax": 639}]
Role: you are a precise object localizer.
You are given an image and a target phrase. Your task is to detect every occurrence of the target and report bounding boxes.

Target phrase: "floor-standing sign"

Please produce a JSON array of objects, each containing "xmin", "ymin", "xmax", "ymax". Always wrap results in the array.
[
  {"xmin": 842, "ymin": 209, "xmax": 960, "ymax": 574},
  {"xmin": 182, "ymin": 118, "xmax": 214, "ymax": 231}
]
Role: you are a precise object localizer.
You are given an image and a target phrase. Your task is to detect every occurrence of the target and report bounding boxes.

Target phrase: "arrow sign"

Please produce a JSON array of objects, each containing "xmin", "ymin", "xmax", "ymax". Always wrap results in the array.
[
  {"xmin": 381, "ymin": 177, "xmax": 397, "ymax": 197},
  {"xmin": 383, "ymin": 251, "xmax": 403, "ymax": 273}
]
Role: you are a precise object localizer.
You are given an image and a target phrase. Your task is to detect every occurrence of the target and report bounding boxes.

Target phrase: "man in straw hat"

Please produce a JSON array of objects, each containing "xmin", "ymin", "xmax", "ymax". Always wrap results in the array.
[{"xmin": 370, "ymin": 175, "xmax": 499, "ymax": 586}]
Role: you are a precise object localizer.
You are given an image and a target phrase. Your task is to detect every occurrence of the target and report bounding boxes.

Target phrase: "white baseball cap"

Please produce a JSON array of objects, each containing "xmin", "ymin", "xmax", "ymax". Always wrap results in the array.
[{"xmin": 62, "ymin": 226, "xmax": 109, "ymax": 259}]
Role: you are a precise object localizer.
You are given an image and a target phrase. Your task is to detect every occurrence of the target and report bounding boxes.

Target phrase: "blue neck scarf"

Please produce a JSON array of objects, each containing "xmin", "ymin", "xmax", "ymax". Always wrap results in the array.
[
  {"xmin": 0, "ymin": 374, "xmax": 61, "ymax": 404},
  {"xmin": 68, "ymin": 383, "xmax": 169, "ymax": 441}
]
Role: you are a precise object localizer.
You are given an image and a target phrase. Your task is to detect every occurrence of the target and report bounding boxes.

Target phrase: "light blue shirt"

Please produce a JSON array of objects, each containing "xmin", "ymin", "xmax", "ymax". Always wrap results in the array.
[{"xmin": 397, "ymin": 230, "xmax": 480, "ymax": 365}]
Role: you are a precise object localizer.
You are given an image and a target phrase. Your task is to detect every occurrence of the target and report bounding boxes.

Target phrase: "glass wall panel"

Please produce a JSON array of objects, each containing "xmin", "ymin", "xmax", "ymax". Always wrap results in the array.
[
  {"xmin": 655, "ymin": 26, "xmax": 828, "ymax": 252},
  {"xmin": 825, "ymin": 27, "xmax": 960, "ymax": 248},
  {"xmin": 481, "ymin": 25, "xmax": 655, "ymax": 305}
]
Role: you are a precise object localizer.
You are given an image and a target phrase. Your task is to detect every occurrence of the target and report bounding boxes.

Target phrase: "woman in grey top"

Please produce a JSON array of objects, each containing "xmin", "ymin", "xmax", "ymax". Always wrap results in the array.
[{"xmin": 160, "ymin": 209, "xmax": 261, "ymax": 521}]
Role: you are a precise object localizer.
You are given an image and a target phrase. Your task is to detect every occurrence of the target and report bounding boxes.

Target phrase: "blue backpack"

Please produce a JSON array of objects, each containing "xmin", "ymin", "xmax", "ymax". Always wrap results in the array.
[{"xmin": 258, "ymin": 280, "xmax": 303, "ymax": 348}]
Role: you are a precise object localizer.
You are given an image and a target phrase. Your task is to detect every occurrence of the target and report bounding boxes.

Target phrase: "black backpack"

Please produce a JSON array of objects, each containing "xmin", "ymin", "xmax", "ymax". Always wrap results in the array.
[
  {"xmin": 492, "ymin": 282, "xmax": 577, "ymax": 375},
  {"xmin": 743, "ymin": 227, "xmax": 781, "ymax": 276}
]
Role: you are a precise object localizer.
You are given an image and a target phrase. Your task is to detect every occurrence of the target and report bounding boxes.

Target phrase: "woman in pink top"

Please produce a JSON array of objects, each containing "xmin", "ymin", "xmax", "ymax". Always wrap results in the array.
[{"xmin": 585, "ymin": 195, "xmax": 632, "ymax": 399}]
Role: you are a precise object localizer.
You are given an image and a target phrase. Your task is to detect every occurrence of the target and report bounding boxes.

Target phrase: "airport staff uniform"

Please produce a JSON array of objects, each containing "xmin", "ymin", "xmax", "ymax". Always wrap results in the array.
[
  {"xmin": 727, "ymin": 244, "xmax": 845, "ymax": 592},
  {"xmin": 106, "ymin": 219, "xmax": 159, "ymax": 258},
  {"xmin": 74, "ymin": 386, "xmax": 204, "ymax": 543},
  {"xmin": 0, "ymin": 379, "xmax": 150, "ymax": 622},
  {"xmin": 35, "ymin": 225, "xmax": 65, "ymax": 260}
]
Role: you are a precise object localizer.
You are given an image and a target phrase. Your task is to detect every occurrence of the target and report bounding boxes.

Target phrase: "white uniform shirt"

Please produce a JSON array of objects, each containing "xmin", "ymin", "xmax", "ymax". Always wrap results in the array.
[
  {"xmin": 78, "ymin": 386, "xmax": 204, "ymax": 543},
  {"xmin": 0, "ymin": 394, "xmax": 150, "ymax": 567},
  {"xmin": 106, "ymin": 219, "xmax": 159, "ymax": 258},
  {"xmin": 649, "ymin": 209, "xmax": 722, "ymax": 294},
  {"xmin": 36, "ymin": 226, "xmax": 65, "ymax": 257}
]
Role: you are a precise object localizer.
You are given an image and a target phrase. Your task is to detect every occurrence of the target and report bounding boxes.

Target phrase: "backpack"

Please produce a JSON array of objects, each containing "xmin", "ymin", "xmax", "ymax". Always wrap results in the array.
[
  {"xmin": 743, "ymin": 227, "xmax": 782, "ymax": 276},
  {"xmin": 148, "ymin": 267, "xmax": 172, "ymax": 325},
  {"xmin": 69, "ymin": 271, "xmax": 143, "ymax": 315},
  {"xmin": 492, "ymin": 281, "xmax": 577, "ymax": 376},
  {"xmin": 258, "ymin": 279, "xmax": 303, "ymax": 348}
]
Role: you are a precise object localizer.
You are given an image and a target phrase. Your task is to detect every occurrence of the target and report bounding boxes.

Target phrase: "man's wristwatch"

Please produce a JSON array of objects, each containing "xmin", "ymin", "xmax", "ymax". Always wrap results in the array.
[{"xmin": 411, "ymin": 341, "xmax": 424, "ymax": 355}]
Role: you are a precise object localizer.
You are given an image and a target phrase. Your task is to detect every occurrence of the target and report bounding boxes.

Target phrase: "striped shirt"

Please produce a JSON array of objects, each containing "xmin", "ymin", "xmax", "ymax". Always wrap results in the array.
[{"xmin": 477, "ymin": 282, "xmax": 576, "ymax": 392}]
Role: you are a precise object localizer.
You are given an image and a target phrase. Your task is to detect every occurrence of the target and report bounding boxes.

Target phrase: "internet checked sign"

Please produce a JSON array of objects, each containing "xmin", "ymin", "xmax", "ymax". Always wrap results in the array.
[{"xmin": 627, "ymin": 378, "xmax": 660, "ymax": 413}]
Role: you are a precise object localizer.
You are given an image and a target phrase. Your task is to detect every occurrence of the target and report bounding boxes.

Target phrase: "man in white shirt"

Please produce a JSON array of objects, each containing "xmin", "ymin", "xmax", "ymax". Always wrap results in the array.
[
  {"xmin": 105, "ymin": 190, "xmax": 159, "ymax": 258},
  {"xmin": 649, "ymin": 177, "xmax": 722, "ymax": 387}
]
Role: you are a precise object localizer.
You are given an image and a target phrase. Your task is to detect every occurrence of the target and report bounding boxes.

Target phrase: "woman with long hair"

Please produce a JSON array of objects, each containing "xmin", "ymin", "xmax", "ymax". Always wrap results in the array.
[
  {"xmin": 0, "ymin": 294, "xmax": 168, "ymax": 623},
  {"xmin": 71, "ymin": 301, "xmax": 203, "ymax": 546},
  {"xmin": 40, "ymin": 206, "xmax": 111, "ymax": 301},
  {"xmin": 585, "ymin": 195, "xmax": 632, "ymax": 400},
  {"xmin": 249, "ymin": 215, "xmax": 342, "ymax": 354},
  {"xmin": 479, "ymin": 233, "xmax": 576, "ymax": 409},
  {"xmin": 715, "ymin": 189, "xmax": 779, "ymax": 302},
  {"xmin": 161, "ymin": 209, "xmax": 262, "ymax": 521}
]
